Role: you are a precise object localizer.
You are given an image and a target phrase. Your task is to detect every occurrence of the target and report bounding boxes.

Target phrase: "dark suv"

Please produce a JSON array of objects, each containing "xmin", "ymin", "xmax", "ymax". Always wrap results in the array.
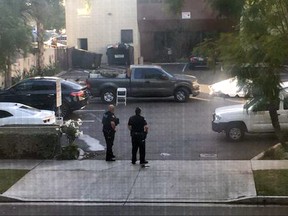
[{"xmin": 0, "ymin": 77, "xmax": 89, "ymax": 118}]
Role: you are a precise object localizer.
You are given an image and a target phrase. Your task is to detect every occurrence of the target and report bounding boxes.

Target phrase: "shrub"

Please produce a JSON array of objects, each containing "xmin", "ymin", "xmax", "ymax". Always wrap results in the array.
[
  {"xmin": 0, "ymin": 131, "xmax": 60, "ymax": 159},
  {"xmin": 262, "ymin": 145, "xmax": 288, "ymax": 160},
  {"xmin": 57, "ymin": 119, "xmax": 83, "ymax": 160}
]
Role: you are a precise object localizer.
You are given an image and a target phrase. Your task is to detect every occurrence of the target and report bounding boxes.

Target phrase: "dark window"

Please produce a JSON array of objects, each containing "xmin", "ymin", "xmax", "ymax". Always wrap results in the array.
[
  {"xmin": 154, "ymin": 32, "xmax": 173, "ymax": 50},
  {"xmin": 143, "ymin": 69, "xmax": 163, "ymax": 79},
  {"xmin": 32, "ymin": 81, "xmax": 55, "ymax": 91},
  {"xmin": 284, "ymin": 97, "xmax": 288, "ymax": 110},
  {"xmin": 254, "ymin": 98, "xmax": 279, "ymax": 111},
  {"xmin": 14, "ymin": 81, "xmax": 33, "ymax": 91},
  {"xmin": 0, "ymin": 110, "xmax": 13, "ymax": 118},
  {"xmin": 134, "ymin": 69, "xmax": 144, "ymax": 79},
  {"xmin": 78, "ymin": 38, "xmax": 88, "ymax": 50},
  {"xmin": 121, "ymin": 30, "xmax": 133, "ymax": 43}
]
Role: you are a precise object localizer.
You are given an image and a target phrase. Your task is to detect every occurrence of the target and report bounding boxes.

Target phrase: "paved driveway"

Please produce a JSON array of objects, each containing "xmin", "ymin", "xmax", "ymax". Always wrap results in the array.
[{"xmin": 61, "ymin": 66, "xmax": 277, "ymax": 160}]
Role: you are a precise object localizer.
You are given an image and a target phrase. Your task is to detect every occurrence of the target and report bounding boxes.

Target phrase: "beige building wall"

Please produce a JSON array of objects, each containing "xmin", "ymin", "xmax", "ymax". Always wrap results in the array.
[
  {"xmin": 11, "ymin": 48, "xmax": 56, "ymax": 77},
  {"xmin": 0, "ymin": 48, "xmax": 56, "ymax": 89},
  {"xmin": 65, "ymin": 0, "xmax": 140, "ymax": 64}
]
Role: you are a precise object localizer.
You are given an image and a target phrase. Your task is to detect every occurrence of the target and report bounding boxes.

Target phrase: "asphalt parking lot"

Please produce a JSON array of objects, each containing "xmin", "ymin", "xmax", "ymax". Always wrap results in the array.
[{"xmin": 61, "ymin": 65, "xmax": 277, "ymax": 161}]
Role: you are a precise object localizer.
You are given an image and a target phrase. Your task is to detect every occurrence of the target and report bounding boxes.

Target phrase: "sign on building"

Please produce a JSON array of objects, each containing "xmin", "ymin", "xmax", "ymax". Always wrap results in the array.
[{"xmin": 182, "ymin": 12, "xmax": 191, "ymax": 19}]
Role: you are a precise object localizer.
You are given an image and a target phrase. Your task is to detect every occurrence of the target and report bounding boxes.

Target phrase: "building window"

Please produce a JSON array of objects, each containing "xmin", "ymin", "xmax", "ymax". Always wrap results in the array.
[
  {"xmin": 121, "ymin": 30, "xmax": 133, "ymax": 43},
  {"xmin": 78, "ymin": 38, "xmax": 88, "ymax": 50}
]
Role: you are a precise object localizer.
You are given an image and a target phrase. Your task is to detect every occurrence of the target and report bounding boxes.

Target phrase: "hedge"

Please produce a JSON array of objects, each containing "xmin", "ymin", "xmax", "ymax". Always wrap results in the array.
[{"xmin": 0, "ymin": 126, "xmax": 61, "ymax": 159}]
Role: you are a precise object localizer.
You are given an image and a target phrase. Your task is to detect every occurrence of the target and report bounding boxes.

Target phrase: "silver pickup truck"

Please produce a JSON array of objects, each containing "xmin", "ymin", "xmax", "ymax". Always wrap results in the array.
[{"xmin": 86, "ymin": 65, "xmax": 200, "ymax": 103}]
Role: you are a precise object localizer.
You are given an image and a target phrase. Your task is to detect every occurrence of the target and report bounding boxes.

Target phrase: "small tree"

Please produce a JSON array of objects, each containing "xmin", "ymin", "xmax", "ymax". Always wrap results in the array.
[
  {"xmin": 0, "ymin": 0, "xmax": 31, "ymax": 88},
  {"xmin": 23, "ymin": 0, "xmax": 65, "ymax": 76},
  {"xmin": 207, "ymin": 0, "xmax": 288, "ymax": 149},
  {"xmin": 207, "ymin": 0, "xmax": 245, "ymax": 21},
  {"xmin": 59, "ymin": 119, "xmax": 83, "ymax": 160}
]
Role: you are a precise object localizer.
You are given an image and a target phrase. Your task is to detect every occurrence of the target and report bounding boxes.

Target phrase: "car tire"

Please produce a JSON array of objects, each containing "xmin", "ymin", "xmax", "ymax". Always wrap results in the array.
[
  {"xmin": 174, "ymin": 88, "xmax": 189, "ymax": 102},
  {"xmin": 101, "ymin": 88, "xmax": 116, "ymax": 104},
  {"xmin": 225, "ymin": 123, "xmax": 245, "ymax": 141}
]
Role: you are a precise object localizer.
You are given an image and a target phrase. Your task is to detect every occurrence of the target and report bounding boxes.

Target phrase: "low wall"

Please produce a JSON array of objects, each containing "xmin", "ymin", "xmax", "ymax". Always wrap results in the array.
[{"xmin": 0, "ymin": 125, "xmax": 61, "ymax": 159}]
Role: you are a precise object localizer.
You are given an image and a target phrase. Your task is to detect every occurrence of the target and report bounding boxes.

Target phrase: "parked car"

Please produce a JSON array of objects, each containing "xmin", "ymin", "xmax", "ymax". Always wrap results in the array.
[
  {"xmin": 212, "ymin": 81, "xmax": 288, "ymax": 141},
  {"xmin": 209, "ymin": 77, "xmax": 250, "ymax": 98},
  {"xmin": 188, "ymin": 55, "xmax": 208, "ymax": 69},
  {"xmin": 0, "ymin": 102, "xmax": 56, "ymax": 126},
  {"xmin": 0, "ymin": 77, "xmax": 89, "ymax": 118}
]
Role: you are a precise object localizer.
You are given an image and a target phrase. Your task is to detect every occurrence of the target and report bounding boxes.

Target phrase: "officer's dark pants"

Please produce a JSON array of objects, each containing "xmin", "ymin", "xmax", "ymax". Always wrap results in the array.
[
  {"xmin": 103, "ymin": 131, "xmax": 115, "ymax": 160},
  {"xmin": 131, "ymin": 135, "xmax": 145, "ymax": 164}
]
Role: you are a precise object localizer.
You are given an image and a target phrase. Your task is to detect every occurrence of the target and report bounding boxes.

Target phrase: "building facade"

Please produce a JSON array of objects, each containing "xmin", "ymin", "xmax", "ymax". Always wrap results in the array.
[
  {"xmin": 65, "ymin": 0, "xmax": 140, "ymax": 64},
  {"xmin": 138, "ymin": 0, "xmax": 234, "ymax": 62},
  {"xmin": 65, "ymin": 0, "xmax": 233, "ymax": 64}
]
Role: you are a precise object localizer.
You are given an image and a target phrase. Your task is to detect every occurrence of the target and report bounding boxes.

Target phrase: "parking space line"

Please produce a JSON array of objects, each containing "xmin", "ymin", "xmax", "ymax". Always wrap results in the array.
[
  {"xmin": 81, "ymin": 120, "xmax": 95, "ymax": 123},
  {"xmin": 191, "ymin": 97, "xmax": 210, "ymax": 102}
]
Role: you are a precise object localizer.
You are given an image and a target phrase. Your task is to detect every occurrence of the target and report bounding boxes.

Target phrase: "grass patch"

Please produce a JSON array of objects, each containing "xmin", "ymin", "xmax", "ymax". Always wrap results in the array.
[
  {"xmin": 0, "ymin": 169, "xmax": 29, "ymax": 194},
  {"xmin": 261, "ymin": 145, "xmax": 288, "ymax": 160},
  {"xmin": 253, "ymin": 170, "xmax": 288, "ymax": 196}
]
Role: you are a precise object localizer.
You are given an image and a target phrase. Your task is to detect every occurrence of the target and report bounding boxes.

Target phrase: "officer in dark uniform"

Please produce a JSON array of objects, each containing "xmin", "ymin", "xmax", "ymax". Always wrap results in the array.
[
  {"xmin": 128, "ymin": 107, "xmax": 148, "ymax": 165},
  {"xmin": 102, "ymin": 104, "xmax": 119, "ymax": 161}
]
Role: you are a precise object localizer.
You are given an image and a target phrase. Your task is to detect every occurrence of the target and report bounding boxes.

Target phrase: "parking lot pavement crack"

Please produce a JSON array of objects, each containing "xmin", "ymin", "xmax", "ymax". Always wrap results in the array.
[{"xmin": 123, "ymin": 167, "xmax": 142, "ymax": 205}]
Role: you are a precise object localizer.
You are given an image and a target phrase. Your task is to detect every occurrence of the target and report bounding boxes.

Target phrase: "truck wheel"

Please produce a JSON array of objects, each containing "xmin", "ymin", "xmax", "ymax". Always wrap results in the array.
[
  {"xmin": 174, "ymin": 88, "xmax": 189, "ymax": 102},
  {"xmin": 101, "ymin": 89, "xmax": 116, "ymax": 103},
  {"xmin": 225, "ymin": 124, "xmax": 244, "ymax": 141}
]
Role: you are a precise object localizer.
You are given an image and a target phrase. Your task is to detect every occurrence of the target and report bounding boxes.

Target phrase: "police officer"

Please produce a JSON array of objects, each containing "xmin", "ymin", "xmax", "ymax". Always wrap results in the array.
[
  {"xmin": 102, "ymin": 104, "xmax": 119, "ymax": 161},
  {"xmin": 128, "ymin": 107, "xmax": 148, "ymax": 165}
]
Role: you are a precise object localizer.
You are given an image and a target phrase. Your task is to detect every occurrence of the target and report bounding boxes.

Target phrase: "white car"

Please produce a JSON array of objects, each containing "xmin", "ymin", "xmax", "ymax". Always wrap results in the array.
[
  {"xmin": 209, "ymin": 77, "xmax": 249, "ymax": 98},
  {"xmin": 0, "ymin": 103, "xmax": 56, "ymax": 126}
]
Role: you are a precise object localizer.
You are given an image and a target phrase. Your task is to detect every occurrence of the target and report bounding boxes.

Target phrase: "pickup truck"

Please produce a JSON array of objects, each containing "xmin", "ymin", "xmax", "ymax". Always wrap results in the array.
[
  {"xmin": 212, "ymin": 82, "xmax": 288, "ymax": 141},
  {"xmin": 86, "ymin": 65, "xmax": 200, "ymax": 103}
]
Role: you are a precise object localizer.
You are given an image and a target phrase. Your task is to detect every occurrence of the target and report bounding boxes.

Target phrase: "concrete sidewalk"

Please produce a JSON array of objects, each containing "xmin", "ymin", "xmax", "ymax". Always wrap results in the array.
[{"xmin": 1, "ymin": 160, "xmax": 288, "ymax": 203}]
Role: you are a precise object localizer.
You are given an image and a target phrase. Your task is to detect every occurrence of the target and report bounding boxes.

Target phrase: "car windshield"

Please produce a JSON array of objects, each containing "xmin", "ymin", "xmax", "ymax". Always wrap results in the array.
[
  {"xmin": 162, "ymin": 69, "xmax": 174, "ymax": 78},
  {"xmin": 243, "ymin": 98, "xmax": 258, "ymax": 110}
]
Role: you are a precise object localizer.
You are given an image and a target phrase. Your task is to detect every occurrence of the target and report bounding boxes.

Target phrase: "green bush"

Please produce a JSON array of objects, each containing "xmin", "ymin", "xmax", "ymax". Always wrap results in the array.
[
  {"xmin": 56, "ymin": 119, "xmax": 83, "ymax": 160},
  {"xmin": 0, "ymin": 132, "xmax": 60, "ymax": 159},
  {"xmin": 57, "ymin": 144, "xmax": 79, "ymax": 160},
  {"xmin": 262, "ymin": 145, "xmax": 288, "ymax": 160},
  {"xmin": 12, "ymin": 64, "xmax": 61, "ymax": 85}
]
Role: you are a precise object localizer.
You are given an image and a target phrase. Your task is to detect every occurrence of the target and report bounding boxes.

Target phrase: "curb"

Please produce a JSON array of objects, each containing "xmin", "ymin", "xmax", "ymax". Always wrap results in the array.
[
  {"xmin": 0, "ymin": 195, "xmax": 21, "ymax": 202},
  {"xmin": 251, "ymin": 143, "xmax": 282, "ymax": 160},
  {"xmin": 1, "ymin": 196, "xmax": 287, "ymax": 205},
  {"xmin": 231, "ymin": 196, "xmax": 288, "ymax": 205}
]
